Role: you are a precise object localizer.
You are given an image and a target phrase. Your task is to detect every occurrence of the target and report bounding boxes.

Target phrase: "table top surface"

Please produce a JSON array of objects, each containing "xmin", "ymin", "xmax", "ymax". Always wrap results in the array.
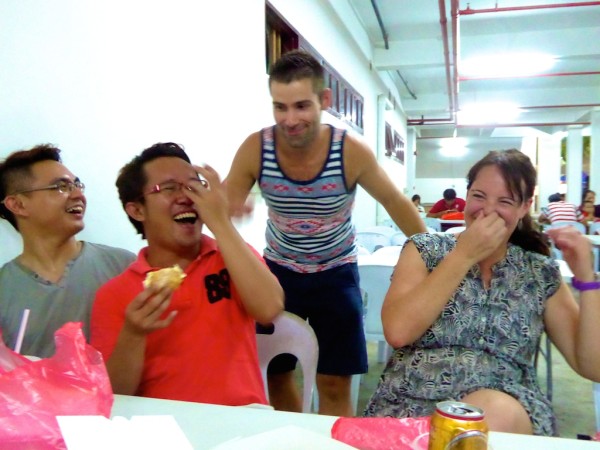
[{"xmin": 111, "ymin": 395, "xmax": 600, "ymax": 449}]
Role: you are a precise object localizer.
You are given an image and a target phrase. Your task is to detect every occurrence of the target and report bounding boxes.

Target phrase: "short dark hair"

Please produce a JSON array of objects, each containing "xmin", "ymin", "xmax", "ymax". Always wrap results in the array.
[
  {"xmin": 269, "ymin": 50, "xmax": 325, "ymax": 95},
  {"xmin": 0, "ymin": 144, "xmax": 62, "ymax": 231},
  {"xmin": 467, "ymin": 149, "xmax": 549, "ymax": 256},
  {"xmin": 116, "ymin": 142, "xmax": 191, "ymax": 237},
  {"xmin": 548, "ymin": 193, "xmax": 562, "ymax": 203},
  {"xmin": 411, "ymin": 194, "xmax": 421, "ymax": 202},
  {"xmin": 442, "ymin": 188, "xmax": 457, "ymax": 200}
]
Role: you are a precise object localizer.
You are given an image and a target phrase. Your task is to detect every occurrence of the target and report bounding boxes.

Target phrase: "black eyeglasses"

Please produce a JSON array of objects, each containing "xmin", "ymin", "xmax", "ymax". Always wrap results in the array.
[{"xmin": 11, "ymin": 179, "xmax": 85, "ymax": 196}]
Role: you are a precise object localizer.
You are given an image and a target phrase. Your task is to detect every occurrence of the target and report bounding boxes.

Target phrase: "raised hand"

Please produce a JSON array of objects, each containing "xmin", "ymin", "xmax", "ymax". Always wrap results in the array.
[
  {"xmin": 454, "ymin": 211, "xmax": 508, "ymax": 265},
  {"xmin": 184, "ymin": 164, "xmax": 231, "ymax": 231},
  {"xmin": 545, "ymin": 226, "xmax": 595, "ymax": 280}
]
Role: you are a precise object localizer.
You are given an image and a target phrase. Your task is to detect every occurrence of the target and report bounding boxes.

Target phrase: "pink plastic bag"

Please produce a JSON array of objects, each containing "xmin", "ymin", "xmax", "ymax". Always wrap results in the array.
[
  {"xmin": 0, "ymin": 322, "xmax": 113, "ymax": 450},
  {"xmin": 331, "ymin": 416, "xmax": 431, "ymax": 450}
]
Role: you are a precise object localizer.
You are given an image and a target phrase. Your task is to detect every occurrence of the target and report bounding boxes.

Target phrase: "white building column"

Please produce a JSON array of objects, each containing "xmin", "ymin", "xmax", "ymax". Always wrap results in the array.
[
  {"xmin": 537, "ymin": 134, "xmax": 562, "ymax": 211},
  {"xmin": 566, "ymin": 125, "xmax": 583, "ymax": 205},
  {"xmin": 590, "ymin": 108, "xmax": 600, "ymax": 195},
  {"xmin": 406, "ymin": 128, "xmax": 417, "ymax": 196}
]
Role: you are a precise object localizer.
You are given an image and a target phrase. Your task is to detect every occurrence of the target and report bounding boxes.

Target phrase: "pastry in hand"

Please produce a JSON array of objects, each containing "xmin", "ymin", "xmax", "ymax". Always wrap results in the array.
[{"xmin": 143, "ymin": 265, "xmax": 186, "ymax": 290}]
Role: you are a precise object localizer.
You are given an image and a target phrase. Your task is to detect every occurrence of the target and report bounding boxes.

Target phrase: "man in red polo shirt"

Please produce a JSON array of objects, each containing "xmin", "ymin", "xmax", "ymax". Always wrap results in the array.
[
  {"xmin": 90, "ymin": 143, "xmax": 283, "ymax": 406},
  {"xmin": 426, "ymin": 188, "xmax": 466, "ymax": 218}
]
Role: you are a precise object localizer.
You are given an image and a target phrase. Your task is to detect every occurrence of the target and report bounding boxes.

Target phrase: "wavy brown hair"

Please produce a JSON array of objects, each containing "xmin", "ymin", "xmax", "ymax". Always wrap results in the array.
[{"xmin": 466, "ymin": 149, "xmax": 550, "ymax": 256}]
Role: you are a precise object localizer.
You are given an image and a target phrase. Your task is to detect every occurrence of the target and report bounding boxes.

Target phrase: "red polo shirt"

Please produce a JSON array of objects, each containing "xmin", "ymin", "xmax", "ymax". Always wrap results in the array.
[{"xmin": 91, "ymin": 235, "xmax": 267, "ymax": 406}]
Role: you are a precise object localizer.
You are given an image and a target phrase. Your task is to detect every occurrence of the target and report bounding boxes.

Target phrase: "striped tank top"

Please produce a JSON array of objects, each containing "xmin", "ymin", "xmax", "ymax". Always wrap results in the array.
[{"xmin": 259, "ymin": 125, "xmax": 357, "ymax": 273}]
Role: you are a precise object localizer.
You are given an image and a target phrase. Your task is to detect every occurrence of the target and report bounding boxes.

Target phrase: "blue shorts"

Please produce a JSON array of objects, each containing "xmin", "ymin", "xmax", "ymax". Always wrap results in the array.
[{"xmin": 261, "ymin": 260, "xmax": 368, "ymax": 376}]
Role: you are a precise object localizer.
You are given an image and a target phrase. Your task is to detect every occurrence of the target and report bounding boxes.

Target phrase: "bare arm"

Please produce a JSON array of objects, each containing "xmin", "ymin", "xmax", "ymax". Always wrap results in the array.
[
  {"xmin": 345, "ymin": 136, "xmax": 426, "ymax": 236},
  {"xmin": 105, "ymin": 286, "xmax": 177, "ymax": 395},
  {"xmin": 382, "ymin": 211, "xmax": 508, "ymax": 347},
  {"xmin": 225, "ymin": 132, "xmax": 262, "ymax": 217},
  {"xmin": 186, "ymin": 164, "xmax": 283, "ymax": 325},
  {"xmin": 544, "ymin": 227, "xmax": 600, "ymax": 380}
]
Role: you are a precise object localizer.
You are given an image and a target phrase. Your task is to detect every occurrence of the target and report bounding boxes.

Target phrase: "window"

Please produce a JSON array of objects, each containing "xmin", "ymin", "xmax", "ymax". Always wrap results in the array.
[{"xmin": 266, "ymin": 3, "xmax": 364, "ymax": 134}]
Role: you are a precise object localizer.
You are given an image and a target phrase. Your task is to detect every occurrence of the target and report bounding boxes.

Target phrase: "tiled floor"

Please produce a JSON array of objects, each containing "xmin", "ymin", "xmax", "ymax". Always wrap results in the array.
[{"xmin": 356, "ymin": 341, "xmax": 597, "ymax": 439}]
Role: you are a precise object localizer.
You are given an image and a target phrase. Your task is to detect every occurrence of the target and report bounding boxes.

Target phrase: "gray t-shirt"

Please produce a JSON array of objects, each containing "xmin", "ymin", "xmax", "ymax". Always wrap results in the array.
[{"xmin": 0, "ymin": 241, "xmax": 135, "ymax": 357}]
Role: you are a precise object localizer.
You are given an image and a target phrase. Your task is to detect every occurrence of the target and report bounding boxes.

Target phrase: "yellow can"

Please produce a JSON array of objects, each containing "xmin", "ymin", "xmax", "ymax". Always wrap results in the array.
[{"xmin": 428, "ymin": 401, "xmax": 489, "ymax": 450}]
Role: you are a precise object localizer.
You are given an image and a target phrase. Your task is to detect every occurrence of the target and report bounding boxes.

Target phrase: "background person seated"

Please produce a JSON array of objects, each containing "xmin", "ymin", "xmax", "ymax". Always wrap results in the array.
[
  {"xmin": 538, "ymin": 193, "xmax": 584, "ymax": 225},
  {"xmin": 426, "ymin": 188, "xmax": 465, "ymax": 218}
]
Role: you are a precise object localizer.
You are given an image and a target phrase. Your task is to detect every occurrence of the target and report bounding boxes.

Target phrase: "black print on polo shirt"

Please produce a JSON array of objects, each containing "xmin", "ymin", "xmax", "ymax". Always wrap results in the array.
[{"xmin": 204, "ymin": 268, "xmax": 231, "ymax": 303}]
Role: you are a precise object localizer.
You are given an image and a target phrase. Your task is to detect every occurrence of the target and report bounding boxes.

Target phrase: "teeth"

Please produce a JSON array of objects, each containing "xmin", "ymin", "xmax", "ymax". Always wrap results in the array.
[
  {"xmin": 67, "ymin": 206, "xmax": 84, "ymax": 214},
  {"xmin": 174, "ymin": 212, "xmax": 197, "ymax": 221}
]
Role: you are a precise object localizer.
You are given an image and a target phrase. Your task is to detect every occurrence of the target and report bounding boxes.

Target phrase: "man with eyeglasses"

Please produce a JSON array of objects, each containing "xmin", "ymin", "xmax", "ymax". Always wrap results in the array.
[
  {"xmin": 90, "ymin": 142, "xmax": 283, "ymax": 406},
  {"xmin": 0, "ymin": 144, "xmax": 135, "ymax": 357}
]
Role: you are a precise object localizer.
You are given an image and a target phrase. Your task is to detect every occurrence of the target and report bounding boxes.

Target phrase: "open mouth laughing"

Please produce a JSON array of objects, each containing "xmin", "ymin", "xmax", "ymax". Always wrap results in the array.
[{"xmin": 174, "ymin": 211, "xmax": 198, "ymax": 224}]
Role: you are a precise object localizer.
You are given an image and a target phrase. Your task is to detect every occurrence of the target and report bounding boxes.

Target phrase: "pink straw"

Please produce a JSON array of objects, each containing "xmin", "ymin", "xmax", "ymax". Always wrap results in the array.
[{"xmin": 14, "ymin": 309, "xmax": 30, "ymax": 354}]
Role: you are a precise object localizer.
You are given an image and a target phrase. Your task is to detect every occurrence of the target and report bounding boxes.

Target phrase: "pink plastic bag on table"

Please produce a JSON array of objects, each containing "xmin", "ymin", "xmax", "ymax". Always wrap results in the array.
[
  {"xmin": 0, "ymin": 322, "xmax": 113, "ymax": 450},
  {"xmin": 331, "ymin": 416, "xmax": 430, "ymax": 450}
]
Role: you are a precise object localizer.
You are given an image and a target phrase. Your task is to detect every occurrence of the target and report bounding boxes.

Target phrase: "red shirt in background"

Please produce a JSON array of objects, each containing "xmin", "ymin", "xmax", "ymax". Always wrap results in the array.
[{"xmin": 428, "ymin": 197, "xmax": 466, "ymax": 214}]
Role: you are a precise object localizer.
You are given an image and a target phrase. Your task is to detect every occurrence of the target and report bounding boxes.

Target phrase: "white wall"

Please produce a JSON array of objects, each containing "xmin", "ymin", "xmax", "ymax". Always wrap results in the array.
[
  {"xmin": 415, "ymin": 178, "xmax": 468, "ymax": 205},
  {"xmin": 1, "ymin": 0, "xmax": 404, "ymax": 264}
]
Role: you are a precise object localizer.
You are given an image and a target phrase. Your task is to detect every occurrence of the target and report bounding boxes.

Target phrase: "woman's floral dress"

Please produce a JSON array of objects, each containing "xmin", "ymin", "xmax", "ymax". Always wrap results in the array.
[{"xmin": 363, "ymin": 233, "xmax": 562, "ymax": 436}]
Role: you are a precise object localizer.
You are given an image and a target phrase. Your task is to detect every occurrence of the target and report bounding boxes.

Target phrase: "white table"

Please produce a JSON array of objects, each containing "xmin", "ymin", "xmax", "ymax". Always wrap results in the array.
[
  {"xmin": 587, "ymin": 235, "xmax": 600, "ymax": 247},
  {"xmin": 111, "ymin": 395, "xmax": 600, "ymax": 449}
]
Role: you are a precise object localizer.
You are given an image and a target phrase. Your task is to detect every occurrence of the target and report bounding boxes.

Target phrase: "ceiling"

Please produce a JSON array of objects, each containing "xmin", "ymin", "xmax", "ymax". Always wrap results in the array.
[{"xmin": 344, "ymin": 0, "xmax": 600, "ymax": 170}]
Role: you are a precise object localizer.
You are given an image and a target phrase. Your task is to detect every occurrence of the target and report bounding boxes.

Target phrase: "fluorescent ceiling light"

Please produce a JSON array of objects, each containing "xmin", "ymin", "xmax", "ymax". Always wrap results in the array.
[
  {"xmin": 458, "ymin": 102, "xmax": 522, "ymax": 125},
  {"xmin": 439, "ymin": 138, "xmax": 467, "ymax": 157},
  {"xmin": 460, "ymin": 53, "xmax": 555, "ymax": 78}
]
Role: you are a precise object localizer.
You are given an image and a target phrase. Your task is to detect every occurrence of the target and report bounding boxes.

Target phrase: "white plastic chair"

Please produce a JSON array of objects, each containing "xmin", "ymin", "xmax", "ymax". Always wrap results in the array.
[
  {"xmin": 372, "ymin": 245, "xmax": 402, "ymax": 259},
  {"xmin": 594, "ymin": 383, "xmax": 600, "ymax": 432},
  {"xmin": 355, "ymin": 231, "xmax": 391, "ymax": 253},
  {"xmin": 390, "ymin": 231, "xmax": 407, "ymax": 247},
  {"xmin": 359, "ymin": 225, "xmax": 396, "ymax": 237},
  {"xmin": 424, "ymin": 217, "xmax": 441, "ymax": 232},
  {"xmin": 358, "ymin": 264, "xmax": 395, "ymax": 364},
  {"xmin": 549, "ymin": 221, "xmax": 586, "ymax": 234},
  {"xmin": 444, "ymin": 226, "xmax": 466, "ymax": 234},
  {"xmin": 255, "ymin": 312, "xmax": 318, "ymax": 413}
]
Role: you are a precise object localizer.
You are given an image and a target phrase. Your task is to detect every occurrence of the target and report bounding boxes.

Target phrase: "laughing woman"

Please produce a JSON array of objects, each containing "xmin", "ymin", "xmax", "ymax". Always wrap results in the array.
[{"xmin": 364, "ymin": 149, "xmax": 600, "ymax": 436}]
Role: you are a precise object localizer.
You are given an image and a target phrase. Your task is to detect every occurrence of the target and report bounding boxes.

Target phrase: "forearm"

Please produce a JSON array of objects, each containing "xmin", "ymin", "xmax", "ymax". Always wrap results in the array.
[
  {"xmin": 106, "ymin": 329, "xmax": 146, "ymax": 395},
  {"xmin": 383, "ymin": 195, "xmax": 427, "ymax": 236},
  {"xmin": 574, "ymin": 285, "xmax": 600, "ymax": 380},
  {"xmin": 383, "ymin": 249, "xmax": 474, "ymax": 347},
  {"xmin": 210, "ymin": 220, "xmax": 284, "ymax": 324}
]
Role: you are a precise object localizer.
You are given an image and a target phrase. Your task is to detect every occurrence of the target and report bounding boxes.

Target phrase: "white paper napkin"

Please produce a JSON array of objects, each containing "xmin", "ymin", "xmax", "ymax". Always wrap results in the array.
[{"xmin": 57, "ymin": 415, "xmax": 193, "ymax": 450}]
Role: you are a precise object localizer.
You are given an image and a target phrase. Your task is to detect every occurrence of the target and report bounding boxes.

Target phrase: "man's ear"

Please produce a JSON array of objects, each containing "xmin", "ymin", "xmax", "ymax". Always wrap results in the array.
[
  {"xmin": 125, "ymin": 201, "xmax": 145, "ymax": 222},
  {"xmin": 320, "ymin": 88, "xmax": 332, "ymax": 110},
  {"xmin": 2, "ymin": 195, "xmax": 28, "ymax": 218}
]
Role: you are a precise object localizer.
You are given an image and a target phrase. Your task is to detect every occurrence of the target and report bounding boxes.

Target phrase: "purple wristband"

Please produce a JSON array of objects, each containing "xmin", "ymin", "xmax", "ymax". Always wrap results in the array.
[{"xmin": 571, "ymin": 277, "xmax": 600, "ymax": 291}]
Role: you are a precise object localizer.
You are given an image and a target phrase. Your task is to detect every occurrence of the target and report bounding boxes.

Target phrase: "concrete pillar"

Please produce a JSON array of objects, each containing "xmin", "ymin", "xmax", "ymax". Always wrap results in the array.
[
  {"xmin": 590, "ymin": 108, "xmax": 600, "ymax": 195},
  {"xmin": 537, "ymin": 134, "xmax": 562, "ymax": 210},
  {"xmin": 406, "ymin": 128, "xmax": 417, "ymax": 196},
  {"xmin": 566, "ymin": 125, "xmax": 583, "ymax": 205}
]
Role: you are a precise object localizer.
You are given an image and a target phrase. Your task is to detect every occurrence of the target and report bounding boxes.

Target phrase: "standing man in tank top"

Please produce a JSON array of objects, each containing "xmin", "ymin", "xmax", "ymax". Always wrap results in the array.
[{"xmin": 226, "ymin": 50, "xmax": 426, "ymax": 416}]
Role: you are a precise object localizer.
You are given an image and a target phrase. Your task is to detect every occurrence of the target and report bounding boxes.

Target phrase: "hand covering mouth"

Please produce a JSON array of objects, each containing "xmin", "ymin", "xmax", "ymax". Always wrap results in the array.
[{"xmin": 173, "ymin": 211, "xmax": 198, "ymax": 224}]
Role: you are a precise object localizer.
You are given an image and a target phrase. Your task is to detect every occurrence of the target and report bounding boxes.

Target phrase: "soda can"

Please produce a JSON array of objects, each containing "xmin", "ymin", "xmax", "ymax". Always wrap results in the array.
[{"xmin": 428, "ymin": 401, "xmax": 489, "ymax": 450}]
